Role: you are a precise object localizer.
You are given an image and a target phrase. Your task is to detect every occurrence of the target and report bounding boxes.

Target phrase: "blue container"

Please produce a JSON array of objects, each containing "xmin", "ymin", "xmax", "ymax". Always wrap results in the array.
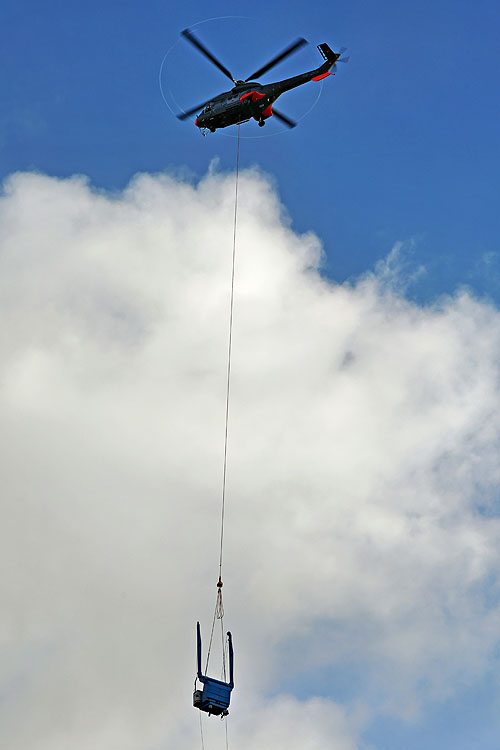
[{"xmin": 193, "ymin": 622, "xmax": 234, "ymax": 716}]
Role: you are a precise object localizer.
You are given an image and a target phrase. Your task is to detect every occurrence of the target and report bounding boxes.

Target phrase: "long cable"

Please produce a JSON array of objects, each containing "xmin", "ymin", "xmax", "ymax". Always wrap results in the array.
[
  {"xmin": 205, "ymin": 124, "xmax": 241, "ymax": 677},
  {"xmin": 218, "ymin": 123, "xmax": 241, "ymax": 580},
  {"xmin": 197, "ymin": 112, "xmax": 240, "ymax": 750},
  {"xmin": 216, "ymin": 131, "xmax": 240, "ymax": 750}
]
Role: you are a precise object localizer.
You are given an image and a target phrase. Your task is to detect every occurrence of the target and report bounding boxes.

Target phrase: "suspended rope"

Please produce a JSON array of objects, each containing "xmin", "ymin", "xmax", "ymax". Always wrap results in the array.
[
  {"xmin": 196, "ymin": 127, "xmax": 240, "ymax": 750},
  {"xmin": 204, "ymin": 124, "xmax": 241, "ymax": 681},
  {"xmin": 219, "ymin": 122, "xmax": 241, "ymax": 580}
]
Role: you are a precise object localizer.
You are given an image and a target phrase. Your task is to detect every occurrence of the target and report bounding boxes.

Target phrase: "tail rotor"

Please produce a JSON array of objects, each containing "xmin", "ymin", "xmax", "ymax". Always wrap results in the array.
[{"xmin": 332, "ymin": 47, "xmax": 349, "ymax": 74}]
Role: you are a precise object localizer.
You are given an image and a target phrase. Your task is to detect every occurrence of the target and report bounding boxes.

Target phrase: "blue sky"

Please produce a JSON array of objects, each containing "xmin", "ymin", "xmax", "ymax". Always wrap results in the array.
[
  {"xmin": 2, "ymin": 0, "xmax": 499, "ymax": 300},
  {"xmin": 2, "ymin": 2, "xmax": 500, "ymax": 749}
]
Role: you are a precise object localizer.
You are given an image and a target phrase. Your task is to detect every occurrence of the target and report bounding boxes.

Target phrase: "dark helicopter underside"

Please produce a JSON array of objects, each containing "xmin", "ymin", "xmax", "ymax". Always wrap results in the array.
[{"xmin": 195, "ymin": 83, "xmax": 273, "ymax": 131}]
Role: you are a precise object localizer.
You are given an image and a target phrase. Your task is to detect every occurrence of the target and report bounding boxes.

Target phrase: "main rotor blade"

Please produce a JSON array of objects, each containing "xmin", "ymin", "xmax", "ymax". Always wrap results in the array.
[
  {"xmin": 176, "ymin": 98, "xmax": 212, "ymax": 121},
  {"xmin": 272, "ymin": 108, "xmax": 296, "ymax": 128},
  {"xmin": 181, "ymin": 28, "xmax": 235, "ymax": 83},
  {"xmin": 245, "ymin": 37, "xmax": 307, "ymax": 82}
]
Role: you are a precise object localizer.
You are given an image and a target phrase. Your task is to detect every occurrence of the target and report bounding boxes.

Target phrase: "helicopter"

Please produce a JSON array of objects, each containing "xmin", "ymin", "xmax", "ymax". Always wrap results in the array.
[{"xmin": 177, "ymin": 29, "xmax": 348, "ymax": 133}]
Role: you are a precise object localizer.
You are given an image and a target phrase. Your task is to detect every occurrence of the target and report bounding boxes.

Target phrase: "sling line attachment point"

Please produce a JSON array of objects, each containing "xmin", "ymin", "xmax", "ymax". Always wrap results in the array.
[{"xmin": 216, "ymin": 577, "xmax": 224, "ymax": 619}]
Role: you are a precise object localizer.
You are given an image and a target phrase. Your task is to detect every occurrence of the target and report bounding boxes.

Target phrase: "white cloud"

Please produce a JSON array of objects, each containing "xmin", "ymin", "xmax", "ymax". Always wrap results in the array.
[{"xmin": 1, "ymin": 168, "xmax": 500, "ymax": 748}]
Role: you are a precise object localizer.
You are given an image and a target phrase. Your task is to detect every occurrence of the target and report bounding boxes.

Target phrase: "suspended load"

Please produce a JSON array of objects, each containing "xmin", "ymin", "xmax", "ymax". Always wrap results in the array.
[{"xmin": 193, "ymin": 621, "xmax": 234, "ymax": 717}]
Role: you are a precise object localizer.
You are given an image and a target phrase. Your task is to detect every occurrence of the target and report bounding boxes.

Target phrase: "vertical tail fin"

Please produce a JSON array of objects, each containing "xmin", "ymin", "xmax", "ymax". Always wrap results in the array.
[{"xmin": 317, "ymin": 43, "xmax": 337, "ymax": 62}]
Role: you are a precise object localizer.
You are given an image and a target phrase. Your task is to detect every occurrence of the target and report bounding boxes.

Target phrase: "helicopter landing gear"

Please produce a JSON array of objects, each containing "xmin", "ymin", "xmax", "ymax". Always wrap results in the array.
[{"xmin": 258, "ymin": 119, "xmax": 265, "ymax": 127}]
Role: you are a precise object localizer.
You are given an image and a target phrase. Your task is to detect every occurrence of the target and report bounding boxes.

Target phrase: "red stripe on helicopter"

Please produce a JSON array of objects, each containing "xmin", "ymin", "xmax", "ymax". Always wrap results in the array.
[
  {"xmin": 311, "ymin": 71, "xmax": 332, "ymax": 81},
  {"xmin": 240, "ymin": 91, "xmax": 265, "ymax": 102}
]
